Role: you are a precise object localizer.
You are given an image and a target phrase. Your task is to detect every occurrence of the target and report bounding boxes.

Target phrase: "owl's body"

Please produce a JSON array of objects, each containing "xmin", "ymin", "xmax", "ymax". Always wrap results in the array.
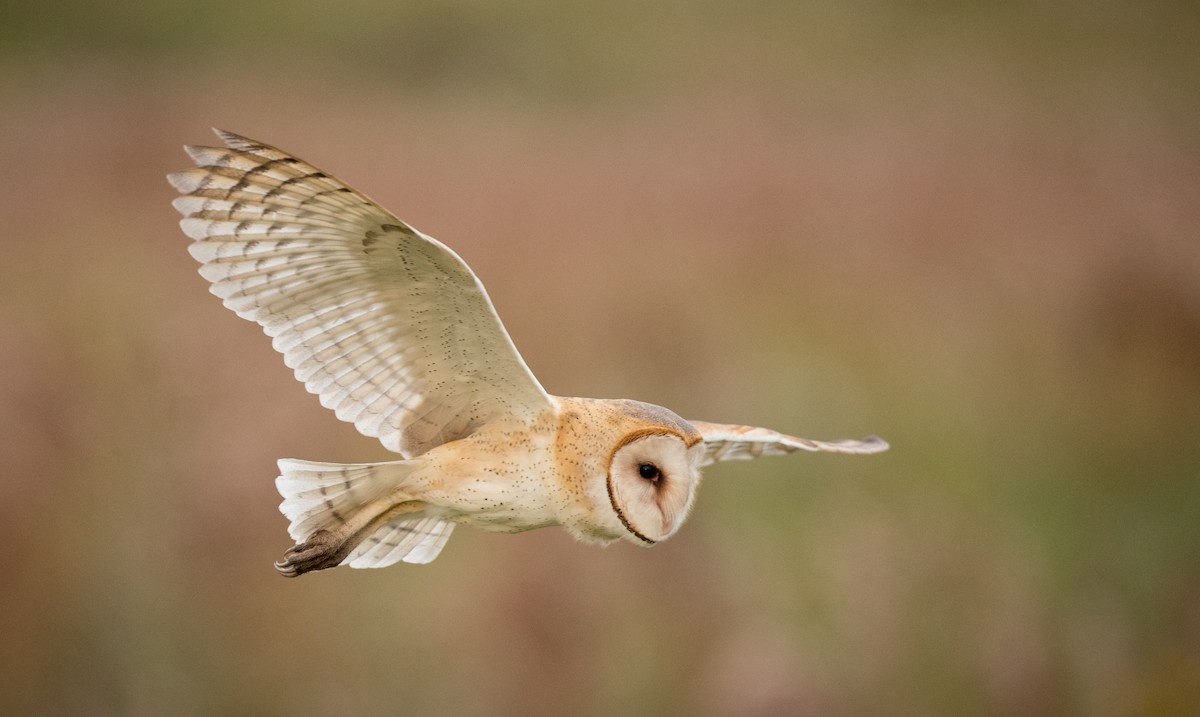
[
  {"xmin": 412, "ymin": 397, "xmax": 699, "ymax": 542},
  {"xmin": 169, "ymin": 130, "xmax": 887, "ymax": 576}
]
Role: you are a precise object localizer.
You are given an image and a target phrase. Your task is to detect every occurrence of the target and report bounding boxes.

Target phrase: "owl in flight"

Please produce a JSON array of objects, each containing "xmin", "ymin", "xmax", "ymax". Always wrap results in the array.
[{"xmin": 169, "ymin": 130, "xmax": 887, "ymax": 576}]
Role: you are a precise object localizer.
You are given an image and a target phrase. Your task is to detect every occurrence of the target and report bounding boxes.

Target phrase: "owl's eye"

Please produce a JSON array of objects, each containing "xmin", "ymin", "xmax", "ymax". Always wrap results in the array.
[{"xmin": 638, "ymin": 463, "xmax": 662, "ymax": 484}]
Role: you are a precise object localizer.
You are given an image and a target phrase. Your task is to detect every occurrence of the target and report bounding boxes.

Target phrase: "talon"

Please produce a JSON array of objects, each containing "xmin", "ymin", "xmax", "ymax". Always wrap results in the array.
[{"xmin": 274, "ymin": 529, "xmax": 346, "ymax": 577}]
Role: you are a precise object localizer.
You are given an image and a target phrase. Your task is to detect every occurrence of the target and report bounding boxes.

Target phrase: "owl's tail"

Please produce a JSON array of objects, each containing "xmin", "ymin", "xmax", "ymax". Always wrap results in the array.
[{"xmin": 274, "ymin": 458, "xmax": 455, "ymax": 574}]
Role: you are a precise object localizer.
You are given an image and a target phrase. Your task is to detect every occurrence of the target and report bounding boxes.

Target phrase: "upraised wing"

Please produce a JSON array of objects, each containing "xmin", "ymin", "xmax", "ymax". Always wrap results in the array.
[
  {"xmin": 689, "ymin": 421, "xmax": 888, "ymax": 467},
  {"xmin": 169, "ymin": 129, "xmax": 552, "ymax": 457}
]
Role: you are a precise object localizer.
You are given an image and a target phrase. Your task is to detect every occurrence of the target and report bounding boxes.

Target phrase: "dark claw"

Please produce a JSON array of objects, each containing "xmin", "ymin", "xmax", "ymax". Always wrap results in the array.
[{"xmin": 274, "ymin": 529, "xmax": 346, "ymax": 577}]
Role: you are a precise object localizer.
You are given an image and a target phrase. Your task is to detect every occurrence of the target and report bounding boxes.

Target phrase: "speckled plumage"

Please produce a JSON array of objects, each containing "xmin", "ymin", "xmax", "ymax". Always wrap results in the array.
[{"xmin": 169, "ymin": 130, "xmax": 887, "ymax": 576}]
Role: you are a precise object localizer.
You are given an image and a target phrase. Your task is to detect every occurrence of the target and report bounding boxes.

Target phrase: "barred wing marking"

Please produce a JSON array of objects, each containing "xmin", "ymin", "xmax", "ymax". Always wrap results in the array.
[
  {"xmin": 169, "ymin": 129, "xmax": 551, "ymax": 457},
  {"xmin": 689, "ymin": 421, "xmax": 888, "ymax": 467}
]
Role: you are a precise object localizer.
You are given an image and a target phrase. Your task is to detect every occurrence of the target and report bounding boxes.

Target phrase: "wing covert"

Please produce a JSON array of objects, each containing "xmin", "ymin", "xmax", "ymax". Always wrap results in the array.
[{"xmin": 169, "ymin": 129, "xmax": 552, "ymax": 457}]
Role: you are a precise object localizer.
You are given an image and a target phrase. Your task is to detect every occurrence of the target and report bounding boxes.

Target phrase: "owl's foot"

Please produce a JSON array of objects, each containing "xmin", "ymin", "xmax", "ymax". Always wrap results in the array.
[{"xmin": 275, "ymin": 530, "xmax": 350, "ymax": 577}]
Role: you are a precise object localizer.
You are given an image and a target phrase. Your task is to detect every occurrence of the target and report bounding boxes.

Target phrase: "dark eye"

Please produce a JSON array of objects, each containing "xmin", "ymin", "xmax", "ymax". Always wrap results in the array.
[{"xmin": 638, "ymin": 463, "xmax": 661, "ymax": 483}]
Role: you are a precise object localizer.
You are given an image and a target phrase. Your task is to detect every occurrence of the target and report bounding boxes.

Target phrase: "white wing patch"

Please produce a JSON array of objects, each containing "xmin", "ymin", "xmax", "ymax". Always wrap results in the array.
[
  {"xmin": 689, "ymin": 421, "xmax": 889, "ymax": 467},
  {"xmin": 169, "ymin": 129, "xmax": 552, "ymax": 458}
]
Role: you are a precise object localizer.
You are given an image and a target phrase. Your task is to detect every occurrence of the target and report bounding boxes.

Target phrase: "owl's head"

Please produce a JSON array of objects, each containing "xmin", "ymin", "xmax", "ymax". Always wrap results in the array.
[{"xmin": 605, "ymin": 413, "xmax": 706, "ymax": 545}]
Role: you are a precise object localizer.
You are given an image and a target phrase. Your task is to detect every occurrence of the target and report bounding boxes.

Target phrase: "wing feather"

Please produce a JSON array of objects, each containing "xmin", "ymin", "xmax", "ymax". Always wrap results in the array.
[
  {"xmin": 689, "ymin": 421, "xmax": 888, "ymax": 467},
  {"xmin": 170, "ymin": 129, "xmax": 552, "ymax": 457}
]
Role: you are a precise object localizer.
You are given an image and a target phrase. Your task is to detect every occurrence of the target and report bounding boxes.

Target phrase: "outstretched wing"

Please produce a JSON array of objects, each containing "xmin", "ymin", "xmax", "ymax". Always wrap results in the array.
[
  {"xmin": 689, "ymin": 421, "xmax": 888, "ymax": 467},
  {"xmin": 169, "ymin": 129, "xmax": 552, "ymax": 457}
]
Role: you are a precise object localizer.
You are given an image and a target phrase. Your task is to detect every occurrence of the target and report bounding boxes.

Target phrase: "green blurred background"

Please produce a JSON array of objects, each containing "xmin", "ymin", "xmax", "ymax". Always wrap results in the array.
[{"xmin": 1, "ymin": 1, "xmax": 1198, "ymax": 714}]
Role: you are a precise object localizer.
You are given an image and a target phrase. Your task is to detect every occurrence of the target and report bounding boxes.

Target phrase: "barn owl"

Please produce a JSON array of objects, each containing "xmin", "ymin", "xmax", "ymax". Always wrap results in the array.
[{"xmin": 168, "ymin": 130, "xmax": 887, "ymax": 576}]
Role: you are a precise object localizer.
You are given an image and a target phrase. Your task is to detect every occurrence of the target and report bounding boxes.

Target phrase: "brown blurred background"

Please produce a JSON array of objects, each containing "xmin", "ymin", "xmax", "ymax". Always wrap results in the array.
[{"xmin": 1, "ymin": 1, "xmax": 1198, "ymax": 715}]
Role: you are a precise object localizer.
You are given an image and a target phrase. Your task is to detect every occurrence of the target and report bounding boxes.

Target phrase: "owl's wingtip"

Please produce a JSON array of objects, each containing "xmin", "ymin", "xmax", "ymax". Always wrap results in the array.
[
  {"xmin": 860, "ymin": 435, "xmax": 890, "ymax": 453},
  {"xmin": 211, "ymin": 128, "xmax": 259, "ymax": 151}
]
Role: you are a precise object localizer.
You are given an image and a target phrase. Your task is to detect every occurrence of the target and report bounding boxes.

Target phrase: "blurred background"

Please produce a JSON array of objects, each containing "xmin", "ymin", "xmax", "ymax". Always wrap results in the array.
[{"xmin": 1, "ymin": 1, "xmax": 1198, "ymax": 715}]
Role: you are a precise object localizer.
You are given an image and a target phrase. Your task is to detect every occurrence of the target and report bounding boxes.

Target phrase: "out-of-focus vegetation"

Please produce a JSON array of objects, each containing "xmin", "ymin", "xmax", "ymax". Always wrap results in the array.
[{"xmin": 1, "ymin": 2, "xmax": 1197, "ymax": 715}]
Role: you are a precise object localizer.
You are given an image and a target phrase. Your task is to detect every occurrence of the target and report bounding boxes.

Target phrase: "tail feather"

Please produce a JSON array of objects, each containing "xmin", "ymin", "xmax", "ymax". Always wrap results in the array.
[
  {"xmin": 345, "ymin": 515, "xmax": 456, "ymax": 568},
  {"xmin": 276, "ymin": 458, "xmax": 413, "ymax": 541},
  {"xmin": 275, "ymin": 458, "xmax": 455, "ymax": 567}
]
